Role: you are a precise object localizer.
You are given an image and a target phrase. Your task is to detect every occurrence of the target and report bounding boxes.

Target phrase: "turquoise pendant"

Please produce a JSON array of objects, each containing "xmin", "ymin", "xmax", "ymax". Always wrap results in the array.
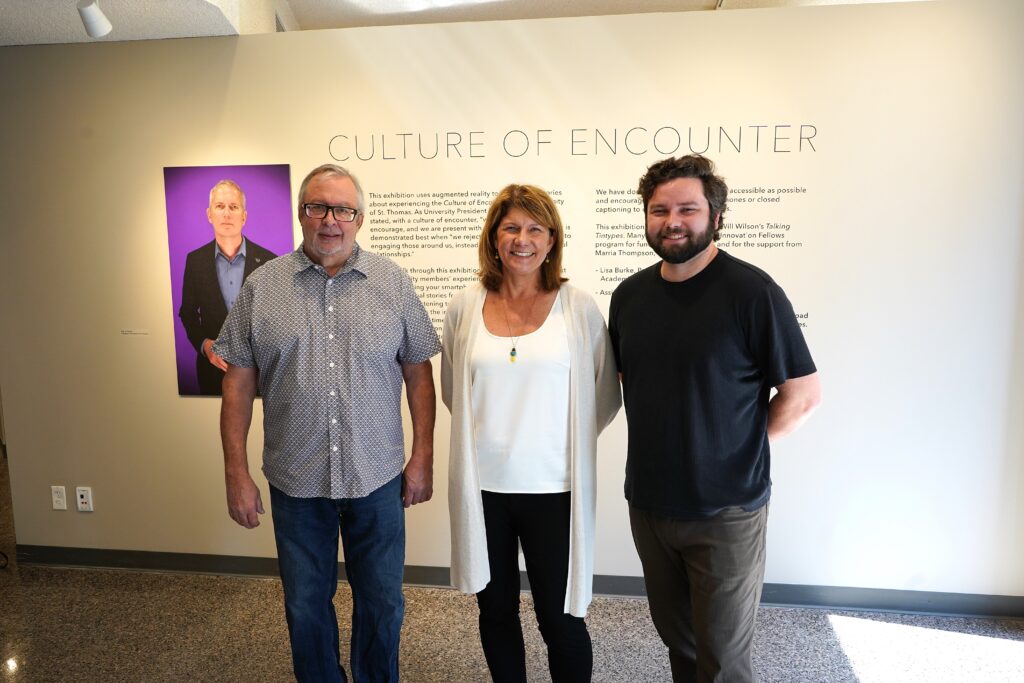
[{"xmin": 509, "ymin": 347, "xmax": 517, "ymax": 363}]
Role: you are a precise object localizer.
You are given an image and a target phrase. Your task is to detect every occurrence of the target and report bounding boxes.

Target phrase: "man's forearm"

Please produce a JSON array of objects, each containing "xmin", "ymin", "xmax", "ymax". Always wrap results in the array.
[
  {"xmin": 220, "ymin": 366, "xmax": 257, "ymax": 475},
  {"xmin": 767, "ymin": 372, "xmax": 822, "ymax": 443},
  {"xmin": 401, "ymin": 360, "xmax": 436, "ymax": 507},
  {"xmin": 220, "ymin": 365, "xmax": 264, "ymax": 527},
  {"xmin": 403, "ymin": 360, "xmax": 436, "ymax": 459}
]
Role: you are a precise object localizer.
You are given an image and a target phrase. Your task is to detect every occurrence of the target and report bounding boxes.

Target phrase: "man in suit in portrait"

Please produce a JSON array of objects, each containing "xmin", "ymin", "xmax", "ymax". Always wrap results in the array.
[{"xmin": 178, "ymin": 179, "xmax": 278, "ymax": 396}]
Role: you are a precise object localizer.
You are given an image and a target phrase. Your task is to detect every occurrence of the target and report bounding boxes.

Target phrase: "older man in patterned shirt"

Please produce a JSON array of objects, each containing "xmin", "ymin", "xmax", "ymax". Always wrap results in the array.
[{"xmin": 215, "ymin": 164, "xmax": 441, "ymax": 683}]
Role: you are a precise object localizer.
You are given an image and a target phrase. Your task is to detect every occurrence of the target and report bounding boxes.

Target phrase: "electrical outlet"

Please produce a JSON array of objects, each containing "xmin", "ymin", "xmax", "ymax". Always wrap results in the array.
[
  {"xmin": 76, "ymin": 486, "xmax": 94, "ymax": 512},
  {"xmin": 51, "ymin": 486, "xmax": 67, "ymax": 510}
]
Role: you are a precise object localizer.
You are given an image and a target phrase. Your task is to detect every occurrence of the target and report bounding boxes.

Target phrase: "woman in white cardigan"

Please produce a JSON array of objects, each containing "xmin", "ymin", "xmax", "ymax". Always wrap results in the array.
[{"xmin": 441, "ymin": 184, "xmax": 621, "ymax": 683}]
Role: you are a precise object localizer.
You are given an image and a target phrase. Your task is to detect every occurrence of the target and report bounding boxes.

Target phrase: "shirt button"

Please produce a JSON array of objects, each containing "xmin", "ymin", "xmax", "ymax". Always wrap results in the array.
[
  {"xmin": 328, "ymin": 305, "xmax": 334, "ymax": 312},
  {"xmin": 332, "ymin": 445, "xmax": 338, "ymax": 452},
  {"xmin": 329, "ymin": 362, "xmax": 335, "ymax": 368},
  {"xmin": 332, "ymin": 418, "xmax": 338, "ymax": 425},
  {"xmin": 329, "ymin": 390, "xmax": 336, "ymax": 397},
  {"xmin": 328, "ymin": 333, "xmax": 334, "ymax": 340},
  {"xmin": 327, "ymin": 279, "xmax": 334, "ymax": 285}
]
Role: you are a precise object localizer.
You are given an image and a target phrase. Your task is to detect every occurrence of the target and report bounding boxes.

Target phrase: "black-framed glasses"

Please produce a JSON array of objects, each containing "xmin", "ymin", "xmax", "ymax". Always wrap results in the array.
[{"xmin": 303, "ymin": 203, "xmax": 360, "ymax": 222}]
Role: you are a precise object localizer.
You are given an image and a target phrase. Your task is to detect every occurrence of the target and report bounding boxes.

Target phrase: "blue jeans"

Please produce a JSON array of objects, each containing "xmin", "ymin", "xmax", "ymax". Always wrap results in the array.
[{"xmin": 270, "ymin": 475, "xmax": 405, "ymax": 683}]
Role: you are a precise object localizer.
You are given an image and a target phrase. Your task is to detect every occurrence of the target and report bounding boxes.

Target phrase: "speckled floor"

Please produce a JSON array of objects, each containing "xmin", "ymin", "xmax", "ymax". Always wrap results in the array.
[{"xmin": 2, "ymin": 456, "xmax": 1024, "ymax": 682}]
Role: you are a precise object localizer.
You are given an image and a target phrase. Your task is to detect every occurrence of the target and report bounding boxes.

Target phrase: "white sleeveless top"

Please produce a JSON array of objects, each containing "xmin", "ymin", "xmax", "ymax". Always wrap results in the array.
[{"xmin": 470, "ymin": 291, "xmax": 571, "ymax": 493}]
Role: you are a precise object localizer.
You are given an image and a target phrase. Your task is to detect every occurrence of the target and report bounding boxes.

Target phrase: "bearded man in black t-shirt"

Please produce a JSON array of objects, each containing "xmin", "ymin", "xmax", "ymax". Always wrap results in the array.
[{"xmin": 609, "ymin": 155, "xmax": 821, "ymax": 683}]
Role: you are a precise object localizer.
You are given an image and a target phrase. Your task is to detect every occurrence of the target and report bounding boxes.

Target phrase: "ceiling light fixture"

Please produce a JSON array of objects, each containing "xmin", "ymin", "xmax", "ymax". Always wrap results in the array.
[{"xmin": 77, "ymin": 0, "xmax": 113, "ymax": 39}]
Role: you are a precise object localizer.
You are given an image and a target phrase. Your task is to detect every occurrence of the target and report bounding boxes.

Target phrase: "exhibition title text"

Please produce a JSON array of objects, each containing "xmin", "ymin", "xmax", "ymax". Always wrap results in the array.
[{"xmin": 328, "ymin": 124, "xmax": 818, "ymax": 162}]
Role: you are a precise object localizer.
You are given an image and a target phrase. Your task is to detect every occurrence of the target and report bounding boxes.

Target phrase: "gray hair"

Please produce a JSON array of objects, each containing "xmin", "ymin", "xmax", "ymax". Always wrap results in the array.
[
  {"xmin": 208, "ymin": 179, "xmax": 246, "ymax": 209},
  {"xmin": 297, "ymin": 164, "xmax": 365, "ymax": 214}
]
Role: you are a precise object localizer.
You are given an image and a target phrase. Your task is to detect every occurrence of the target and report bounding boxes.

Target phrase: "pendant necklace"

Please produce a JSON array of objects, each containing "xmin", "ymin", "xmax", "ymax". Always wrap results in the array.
[{"xmin": 500, "ymin": 290, "xmax": 540, "ymax": 363}]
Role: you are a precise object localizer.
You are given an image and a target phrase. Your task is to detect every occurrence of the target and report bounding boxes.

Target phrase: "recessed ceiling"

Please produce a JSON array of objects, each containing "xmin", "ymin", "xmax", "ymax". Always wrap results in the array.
[{"xmin": 0, "ymin": 0, "xmax": 931, "ymax": 47}]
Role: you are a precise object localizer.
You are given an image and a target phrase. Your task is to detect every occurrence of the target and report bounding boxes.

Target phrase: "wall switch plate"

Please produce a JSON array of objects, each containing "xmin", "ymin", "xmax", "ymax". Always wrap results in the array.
[
  {"xmin": 76, "ymin": 486, "xmax": 94, "ymax": 512},
  {"xmin": 51, "ymin": 486, "xmax": 67, "ymax": 510}
]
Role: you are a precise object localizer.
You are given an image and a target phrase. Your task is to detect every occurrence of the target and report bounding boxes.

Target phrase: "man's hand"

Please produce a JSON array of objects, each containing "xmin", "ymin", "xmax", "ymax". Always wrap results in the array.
[
  {"xmin": 203, "ymin": 339, "xmax": 229, "ymax": 371},
  {"xmin": 226, "ymin": 470, "xmax": 265, "ymax": 528},
  {"xmin": 402, "ymin": 454, "xmax": 433, "ymax": 508}
]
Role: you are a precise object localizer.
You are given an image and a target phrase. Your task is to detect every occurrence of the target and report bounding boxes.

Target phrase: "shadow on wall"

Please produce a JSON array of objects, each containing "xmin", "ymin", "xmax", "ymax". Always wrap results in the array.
[
  {"xmin": 997, "ymin": 185, "xmax": 1024, "ymax": 592},
  {"xmin": 1, "ymin": 444, "xmax": 15, "ymax": 572}
]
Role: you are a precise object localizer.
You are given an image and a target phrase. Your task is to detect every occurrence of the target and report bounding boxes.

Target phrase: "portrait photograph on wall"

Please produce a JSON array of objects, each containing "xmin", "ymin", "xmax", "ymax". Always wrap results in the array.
[{"xmin": 165, "ymin": 164, "xmax": 294, "ymax": 396}]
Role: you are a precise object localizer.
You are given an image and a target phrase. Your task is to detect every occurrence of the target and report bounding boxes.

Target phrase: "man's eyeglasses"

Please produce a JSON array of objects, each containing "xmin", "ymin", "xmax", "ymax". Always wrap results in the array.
[{"xmin": 303, "ymin": 203, "xmax": 360, "ymax": 222}]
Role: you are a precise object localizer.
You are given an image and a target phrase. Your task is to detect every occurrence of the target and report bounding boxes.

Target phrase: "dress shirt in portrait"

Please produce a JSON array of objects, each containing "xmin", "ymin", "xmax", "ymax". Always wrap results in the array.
[{"xmin": 214, "ymin": 238, "xmax": 247, "ymax": 312}]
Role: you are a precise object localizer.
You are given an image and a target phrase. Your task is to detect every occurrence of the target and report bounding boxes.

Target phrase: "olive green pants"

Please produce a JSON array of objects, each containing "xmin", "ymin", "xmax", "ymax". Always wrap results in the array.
[{"xmin": 630, "ymin": 505, "xmax": 768, "ymax": 683}]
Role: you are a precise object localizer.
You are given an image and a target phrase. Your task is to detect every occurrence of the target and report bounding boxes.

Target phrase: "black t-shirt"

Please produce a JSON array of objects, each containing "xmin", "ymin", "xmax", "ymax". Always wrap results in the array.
[{"xmin": 609, "ymin": 250, "xmax": 816, "ymax": 519}]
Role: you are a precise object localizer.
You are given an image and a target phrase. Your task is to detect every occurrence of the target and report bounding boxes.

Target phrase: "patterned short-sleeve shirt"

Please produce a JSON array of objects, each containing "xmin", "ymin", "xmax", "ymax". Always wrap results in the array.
[{"xmin": 213, "ymin": 244, "xmax": 442, "ymax": 499}]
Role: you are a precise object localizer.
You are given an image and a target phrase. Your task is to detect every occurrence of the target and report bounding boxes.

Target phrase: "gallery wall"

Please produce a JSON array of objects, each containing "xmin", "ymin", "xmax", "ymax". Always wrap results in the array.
[{"xmin": 1, "ymin": 0, "xmax": 1022, "ymax": 598}]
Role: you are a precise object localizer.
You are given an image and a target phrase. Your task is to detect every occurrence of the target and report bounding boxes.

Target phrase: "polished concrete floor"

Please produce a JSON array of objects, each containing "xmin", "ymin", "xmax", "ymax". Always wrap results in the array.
[{"xmin": 2, "ymin": 454, "xmax": 1024, "ymax": 681}]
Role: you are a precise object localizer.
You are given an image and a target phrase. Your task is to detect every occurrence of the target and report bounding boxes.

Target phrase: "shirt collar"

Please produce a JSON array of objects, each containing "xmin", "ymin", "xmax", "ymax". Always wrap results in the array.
[
  {"xmin": 293, "ymin": 242, "xmax": 368, "ymax": 278},
  {"xmin": 215, "ymin": 237, "xmax": 247, "ymax": 263}
]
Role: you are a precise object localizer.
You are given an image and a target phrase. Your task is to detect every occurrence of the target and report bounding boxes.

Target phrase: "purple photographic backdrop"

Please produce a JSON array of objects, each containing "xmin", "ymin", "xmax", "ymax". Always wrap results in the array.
[{"xmin": 165, "ymin": 164, "xmax": 294, "ymax": 396}]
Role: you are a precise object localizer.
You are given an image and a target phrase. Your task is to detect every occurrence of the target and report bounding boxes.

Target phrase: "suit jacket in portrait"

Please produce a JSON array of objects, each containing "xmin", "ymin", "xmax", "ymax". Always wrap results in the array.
[{"xmin": 178, "ymin": 237, "xmax": 278, "ymax": 395}]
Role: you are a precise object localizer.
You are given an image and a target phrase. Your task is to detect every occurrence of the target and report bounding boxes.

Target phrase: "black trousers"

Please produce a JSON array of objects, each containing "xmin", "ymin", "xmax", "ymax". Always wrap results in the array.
[{"xmin": 477, "ymin": 491, "xmax": 592, "ymax": 683}]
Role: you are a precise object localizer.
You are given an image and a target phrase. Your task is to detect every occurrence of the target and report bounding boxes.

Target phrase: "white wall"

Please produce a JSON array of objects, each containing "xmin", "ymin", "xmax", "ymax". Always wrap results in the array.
[{"xmin": 0, "ymin": 0, "xmax": 1021, "ymax": 596}]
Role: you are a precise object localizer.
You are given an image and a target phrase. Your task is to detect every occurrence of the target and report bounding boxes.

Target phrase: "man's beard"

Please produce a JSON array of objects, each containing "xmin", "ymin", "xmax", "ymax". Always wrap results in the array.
[
  {"xmin": 645, "ymin": 217, "xmax": 715, "ymax": 264},
  {"xmin": 308, "ymin": 235, "xmax": 346, "ymax": 257}
]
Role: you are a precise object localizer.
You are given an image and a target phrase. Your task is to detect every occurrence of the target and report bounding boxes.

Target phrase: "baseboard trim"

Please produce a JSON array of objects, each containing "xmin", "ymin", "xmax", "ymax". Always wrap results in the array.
[
  {"xmin": 17, "ymin": 545, "xmax": 281, "ymax": 577},
  {"xmin": 759, "ymin": 583, "xmax": 1024, "ymax": 618},
  {"xmin": 16, "ymin": 545, "xmax": 1024, "ymax": 618}
]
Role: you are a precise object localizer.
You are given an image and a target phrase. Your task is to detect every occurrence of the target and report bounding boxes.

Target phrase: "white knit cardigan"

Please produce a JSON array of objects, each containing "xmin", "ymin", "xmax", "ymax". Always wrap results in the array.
[{"xmin": 441, "ymin": 283, "xmax": 622, "ymax": 617}]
